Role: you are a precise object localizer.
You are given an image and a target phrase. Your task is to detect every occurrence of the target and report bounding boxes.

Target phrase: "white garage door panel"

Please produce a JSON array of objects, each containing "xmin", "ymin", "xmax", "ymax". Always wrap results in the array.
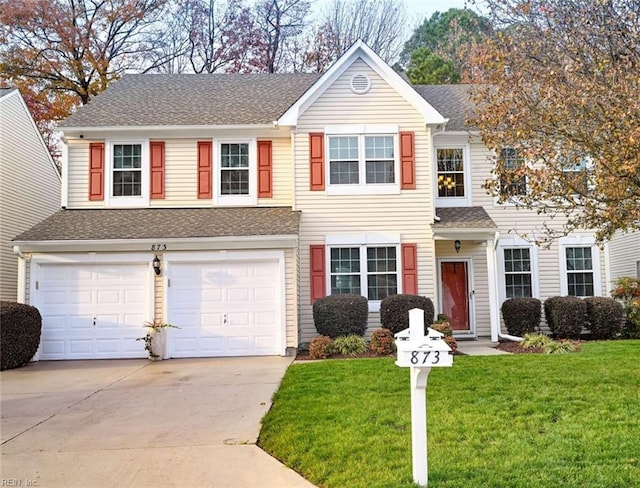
[
  {"xmin": 168, "ymin": 260, "xmax": 281, "ymax": 357},
  {"xmin": 37, "ymin": 263, "xmax": 150, "ymax": 360}
]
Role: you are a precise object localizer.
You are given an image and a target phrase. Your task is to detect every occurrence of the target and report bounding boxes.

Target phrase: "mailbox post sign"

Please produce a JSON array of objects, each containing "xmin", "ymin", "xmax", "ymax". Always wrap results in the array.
[{"xmin": 395, "ymin": 308, "xmax": 453, "ymax": 487}]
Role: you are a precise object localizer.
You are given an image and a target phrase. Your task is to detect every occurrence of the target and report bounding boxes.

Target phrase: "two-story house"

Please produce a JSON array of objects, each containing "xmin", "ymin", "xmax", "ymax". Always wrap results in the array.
[{"xmin": 13, "ymin": 41, "xmax": 638, "ymax": 360}]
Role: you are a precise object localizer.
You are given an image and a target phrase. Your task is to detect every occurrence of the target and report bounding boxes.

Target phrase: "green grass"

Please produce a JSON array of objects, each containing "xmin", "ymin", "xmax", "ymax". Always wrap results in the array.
[{"xmin": 259, "ymin": 341, "xmax": 640, "ymax": 488}]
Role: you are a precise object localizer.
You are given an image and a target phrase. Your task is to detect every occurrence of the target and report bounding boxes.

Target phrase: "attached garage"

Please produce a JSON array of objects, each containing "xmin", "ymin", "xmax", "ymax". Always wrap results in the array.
[
  {"xmin": 31, "ymin": 257, "xmax": 153, "ymax": 360},
  {"xmin": 165, "ymin": 251, "xmax": 285, "ymax": 358}
]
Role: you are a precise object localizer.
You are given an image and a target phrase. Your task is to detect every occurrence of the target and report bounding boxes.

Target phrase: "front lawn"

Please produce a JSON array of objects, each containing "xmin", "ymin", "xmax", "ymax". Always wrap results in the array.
[{"xmin": 259, "ymin": 341, "xmax": 640, "ymax": 488}]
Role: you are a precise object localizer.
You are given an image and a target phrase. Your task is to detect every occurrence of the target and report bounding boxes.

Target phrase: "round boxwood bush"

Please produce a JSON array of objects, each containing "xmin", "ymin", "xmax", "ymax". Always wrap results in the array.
[
  {"xmin": 501, "ymin": 297, "xmax": 542, "ymax": 336},
  {"xmin": 584, "ymin": 296, "xmax": 624, "ymax": 339},
  {"xmin": 1, "ymin": 301, "xmax": 42, "ymax": 370},
  {"xmin": 312, "ymin": 294, "xmax": 368, "ymax": 338},
  {"xmin": 544, "ymin": 296, "xmax": 586, "ymax": 339},
  {"xmin": 380, "ymin": 294, "xmax": 434, "ymax": 334}
]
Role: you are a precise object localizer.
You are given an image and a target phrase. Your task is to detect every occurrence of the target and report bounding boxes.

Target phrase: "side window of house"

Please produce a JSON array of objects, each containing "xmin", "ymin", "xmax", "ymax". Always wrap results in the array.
[
  {"xmin": 329, "ymin": 245, "xmax": 398, "ymax": 300},
  {"xmin": 565, "ymin": 247, "xmax": 594, "ymax": 296},
  {"xmin": 499, "ymin": 147, "xmax": 527, "ymax": 196},
  {"xmin": 220, "ymin": 143, "xmax": 249, "ymax": 195},
  {"xmin": 503, "ymin": 248, "xmax": 533, "ymax": 298},
  {"xmin": 112, "ymin": 144, "xmax": 142, "ymax": 197},
  {"xmin": 437, "ymin": 148, "xmax": 465, "ymax": 197},
  {"xmin": 561, "ymin": 157, "xmax": 589, "ymax": 194},
  {"xmin": 328, "ymin": 134, "xmax": 396, "ymax": 187}
]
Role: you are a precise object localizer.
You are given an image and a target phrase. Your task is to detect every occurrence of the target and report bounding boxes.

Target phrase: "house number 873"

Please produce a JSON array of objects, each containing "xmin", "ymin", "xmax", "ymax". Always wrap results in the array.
[
  {"xmin": 151, "ymin": 244, "xmax": 167, "ymax": 251},
  {"xmin": 410, "ymin": 350, "xmax": 440, "ymax": 365}
]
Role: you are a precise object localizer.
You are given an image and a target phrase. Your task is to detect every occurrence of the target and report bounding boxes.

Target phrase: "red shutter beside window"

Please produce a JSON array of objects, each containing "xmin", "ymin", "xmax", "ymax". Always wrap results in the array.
[
  {"xmin": 258, "ymin": 140, "xmax": 273, "ymax": 198},
  {"xmin": 400, "ymin": 131, "xmax": 416, "ymax": 190},
  {"xmin": 89, "ymin": 142, "xmax": 104, "ymax": 201},
  {"xmin": 150, "ymin": 141, "xmax": 165, "ymax": 199},
  {"xmin": 402, "ymin": 243, "xmax": 418, "ymax": 294},
  {"xmin": 309, "ymin": 133, "xmax": 325, "ymax": 191},
  {"xmin": 197, "ymin": 141, "xmax": 212, "ymax": 199},
  {"xmin": 310, "ymin": 245, "xmax": 326, "ymax": 303}
]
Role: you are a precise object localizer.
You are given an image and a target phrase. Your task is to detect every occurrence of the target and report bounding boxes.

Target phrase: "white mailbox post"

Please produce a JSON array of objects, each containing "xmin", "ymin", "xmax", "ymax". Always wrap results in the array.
[{"xmin": 395, "ymin": 308, "xmax": 453, "ymax": 487}]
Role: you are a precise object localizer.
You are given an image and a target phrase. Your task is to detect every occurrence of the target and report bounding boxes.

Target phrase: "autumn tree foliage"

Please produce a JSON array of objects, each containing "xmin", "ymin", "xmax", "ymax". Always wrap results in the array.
[
  {"xmin": 0, "ymin": 0, "xmax": 169, "ymax": 158},
  {"xmin": 468, "ymin": 0, "xmax": 640, "ymax": 242}
]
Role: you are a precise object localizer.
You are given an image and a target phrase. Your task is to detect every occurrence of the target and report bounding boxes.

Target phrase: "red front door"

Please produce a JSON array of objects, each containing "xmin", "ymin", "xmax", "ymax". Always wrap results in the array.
[{"xmin": 441, "ymin": 261, "xmax": 470, "ymax": 331}]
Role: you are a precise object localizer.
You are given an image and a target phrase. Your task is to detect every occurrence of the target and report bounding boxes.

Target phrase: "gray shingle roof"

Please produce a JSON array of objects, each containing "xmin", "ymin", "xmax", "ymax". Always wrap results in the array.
[
  {"xmin": 434, "ymin": 207, "xmax": 497, "ymax": 229},
  {"xmin": 60, "ymin": 73, "xmax": 321, "ymax": 128},
  {"xmin": 414, "ymin": 84, "xmax": 475, "ymax": 131},
  {"xmin": 0, "ymin": 88, "xmax": 16, "ymax": 99},
  {"xmin": 13, "ymin": 207, "xmax": 300, "ymax": 241}
]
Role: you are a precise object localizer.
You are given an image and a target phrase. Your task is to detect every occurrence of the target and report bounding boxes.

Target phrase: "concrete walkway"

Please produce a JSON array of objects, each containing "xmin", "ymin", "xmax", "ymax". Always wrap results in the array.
[
  {"xmin": 456, "ymin": 339, "xmax": 511, "ymax": 356},
  {"xmin": 1, "ymin": 357, "xmax": 316, "ymax": 488}
]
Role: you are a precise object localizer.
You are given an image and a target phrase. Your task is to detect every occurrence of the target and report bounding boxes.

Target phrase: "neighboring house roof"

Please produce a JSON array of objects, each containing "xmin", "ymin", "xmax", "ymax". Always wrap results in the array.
[
  {"xmin": 434, "ymin": 207, "xmax": 497, "ymax": 230},
  {"xmin": 59, "ymin": 73, "xmax": 321, "ymax": 128},
  {"xmin": 13, "ymin": 207, "xmax": 300, "ymax": 242},
  {"xmin": 0, "ymin": 88, "xmax": 16, "ymax": 99},
  {"xmin": 414, "ymin": 85, "xmax": 475, "ymax": 132}
]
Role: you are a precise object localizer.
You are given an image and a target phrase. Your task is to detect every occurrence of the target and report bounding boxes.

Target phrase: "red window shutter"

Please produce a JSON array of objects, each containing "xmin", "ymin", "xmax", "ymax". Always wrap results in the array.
[
  {"xmin": 310, "ymin": 245, "xmax": 326, "ymax": 303},
  {"xmin": 309, "ymin": 133, "xmax": 325, "ymax": 191},
  {"xmin": 400, "ymin": 131, "xmax": 416, "ymax": 190},
  {"xmin": 197, "ymin": 141, "xmax": 212, "ymax": 199},
  {"xmin": 402, "ymin": 243, "xmax": 418, "ymax": 294},
  {"xmin": 258, "ymin": 140, "xmax": 273, "ymax": 198},
  {"xmin": 88, "ymin": 142, "xmax": 104, "ymax": 201},
  {"xmin": 150, "ymin": 141, "xmax": 165, "ymax": 199}
]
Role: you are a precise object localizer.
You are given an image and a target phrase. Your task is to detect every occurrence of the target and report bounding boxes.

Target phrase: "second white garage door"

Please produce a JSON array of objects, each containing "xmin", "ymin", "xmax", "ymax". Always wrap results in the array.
[{"xmin": 167, "ymin": 260, "xmax": 281, "ymax": 357}]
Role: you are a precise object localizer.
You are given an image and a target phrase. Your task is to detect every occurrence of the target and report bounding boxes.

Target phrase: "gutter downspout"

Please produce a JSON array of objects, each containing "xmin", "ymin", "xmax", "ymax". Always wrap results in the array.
[{"xmin": 13, "ymin": 245, "xmax": 26, "ymax": 304}]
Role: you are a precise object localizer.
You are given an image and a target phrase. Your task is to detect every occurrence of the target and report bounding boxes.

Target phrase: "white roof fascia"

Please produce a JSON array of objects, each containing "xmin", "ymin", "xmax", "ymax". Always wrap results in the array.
[
  {"xmin": 13, "ymin": 235, "xmax": 299, "ymax": 254},
  {"xmin": 277, "ymin": 40, "xmax": 446, "ymax": 127}
]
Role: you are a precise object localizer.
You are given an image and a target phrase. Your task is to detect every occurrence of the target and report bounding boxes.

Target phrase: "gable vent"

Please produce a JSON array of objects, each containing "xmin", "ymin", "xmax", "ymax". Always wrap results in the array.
[{"xmin": 350, "ymin": 73, "xmax": 371, "ymax": 94}]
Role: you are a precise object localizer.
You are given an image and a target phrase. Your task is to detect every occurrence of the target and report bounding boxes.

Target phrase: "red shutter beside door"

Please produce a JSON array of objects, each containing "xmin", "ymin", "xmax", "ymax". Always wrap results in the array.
[
  {"xmin": 310, "ymin": 245, "xmax": 326, "ymax": 303},
  {"xmin": 197, "ymin": 141, "xmax": 212, "ymax": 199},
  {"xmin": 399, "ymin": 131, "xmax": 416, "ymax": 190},
  {"xmin": 258, "ymin": 140, "xmax": 273, "ymax": 198},
  {"xmin": 89, "ymin": 142, "xmax": 104, "ymax": 201},
  {"xmin": 309, "ymin": 133, "xmax": 325, "ymax": 191},
  {"xmin": 402, "ymin": 243, "xmax": 418, "ymax": 294},
  {"xmin": 150, "ymin": 141, "xmax": 165, "ymax": 199}
]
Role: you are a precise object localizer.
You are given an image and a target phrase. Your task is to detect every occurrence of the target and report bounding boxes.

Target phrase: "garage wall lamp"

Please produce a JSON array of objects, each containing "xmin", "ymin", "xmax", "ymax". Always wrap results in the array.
[
  {"xmin": 152, "ymin": 255, "xmax": 162, "ymax": 276},
  {"xmin": 454, "ymin": 240, "xmax": 461, "ymax": 254}
]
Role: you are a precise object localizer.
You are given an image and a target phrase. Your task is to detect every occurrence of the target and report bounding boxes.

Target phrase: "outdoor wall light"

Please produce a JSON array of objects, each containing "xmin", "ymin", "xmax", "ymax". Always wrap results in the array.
[
  {"xmin": 454, "ymin": 240, "xmax": 461, "ymax": 254},
  {"xmin": 152, "ymin": 255, "xmax": 161, "ymax": 276}
]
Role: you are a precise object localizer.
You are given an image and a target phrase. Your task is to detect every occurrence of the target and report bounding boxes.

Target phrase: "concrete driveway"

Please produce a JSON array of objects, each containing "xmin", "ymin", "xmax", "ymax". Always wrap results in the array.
[{"xmin": 1, "ymin": 357, "xmax": 315, "ymax": 488}]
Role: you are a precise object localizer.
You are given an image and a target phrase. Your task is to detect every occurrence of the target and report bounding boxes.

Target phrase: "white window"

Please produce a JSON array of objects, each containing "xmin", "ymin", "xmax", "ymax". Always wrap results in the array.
[
  {"xmin": 499, "ymin": 147, "xmax": 527, "ymax": 196},
  {"xmin": 106, "ymin": 140, "xmax": 149, "ymax": 207},
  {"xmin": 215, "ymin": 139, "xmax": 257, "ymax": 205},
  {"xmin": 561, "ymin": 157, "xmax": 589, "ymax": 194},
  {"xmin": 559, "ymin": 238, "xmax": 601, "ymax": 297},
  {"xmin": 434, "ymin": 139, "xmax": 470, "ymax": 207},
  {"xmin": 326, "ymin": 126, "xmax": 399, "ymax": 195},
  {"xmin": 503, "ymin": 248, "xmax": 533, "ymax": 298},
  {"xmin": 329, "ymin": 245, "xmax": 399, "ymax": 301}
]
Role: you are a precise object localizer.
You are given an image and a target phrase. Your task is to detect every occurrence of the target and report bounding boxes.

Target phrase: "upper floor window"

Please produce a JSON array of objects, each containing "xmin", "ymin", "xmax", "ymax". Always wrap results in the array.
[
  {"xmin": 561, "ymin": 157, "xmax": 589, "ymax": 195},
  {"xmin": 437, "ymin": 148, "xmax": 465, "ymax": 197},
  {"xmin": 328, "ymin": 135, "xmax": 396, "ymax": 186},
  {"xmin": 499, "ymin": 147, "xmax": 527, "ymax": 196},
  {"xmin": 106, "ymin": 141, "xmax": 149, "ymax": 207},
  {"xmin": 214, "ymin": 139, "xmax": 257, "ymax": 205}
]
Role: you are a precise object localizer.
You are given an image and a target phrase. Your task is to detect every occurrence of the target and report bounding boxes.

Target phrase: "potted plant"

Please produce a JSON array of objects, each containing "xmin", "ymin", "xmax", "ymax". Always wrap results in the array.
[{"xmin": 137, "ymin": 319, "xmax": 179, "ymax": 360}]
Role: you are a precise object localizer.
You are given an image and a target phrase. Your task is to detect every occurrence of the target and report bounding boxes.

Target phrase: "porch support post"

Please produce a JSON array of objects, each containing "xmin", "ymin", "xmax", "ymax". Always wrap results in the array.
[{"xmin": 486, "ymin": 237, "xmax": 500, "ymax": 342}]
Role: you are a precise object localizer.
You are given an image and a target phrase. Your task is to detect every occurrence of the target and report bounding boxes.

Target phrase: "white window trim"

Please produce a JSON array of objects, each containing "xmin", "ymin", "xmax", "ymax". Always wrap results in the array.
[
  {"xmin": 105, "ymin": 139, "xmax": 150, "ymax": 207},
  {"xmin": 497, "ymin": 238, "xmax": 540, "ymax": 304},
  {"xmin": 213, "ymin": 138, "xmax": 257, "ymax": 206},
  {"xmin": 434, "ymin": 141, "xmax": 471, "ymax": 207},
  {"xmin": 325, "ymin": 233, "xmax": 401, "ymax": 312},
  {"xmin": 558, "ymin": 236, "xmax": 602, "ymax": 297},
  {"xmin": 325, "ymin": 125, "xmax": 400, "ymax": 196}
]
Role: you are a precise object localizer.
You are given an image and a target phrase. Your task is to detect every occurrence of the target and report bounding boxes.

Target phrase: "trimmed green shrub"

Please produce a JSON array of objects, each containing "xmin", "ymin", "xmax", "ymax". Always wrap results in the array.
[
  {"xmin": 313, "ymin": 294, "xmax": 368, "ymax": 338},
  {"xmin": 380, "ymin": 294, "xmax": 434, "ymax": 334},
  {"xmin": 584, "ymin": 296, "xmax": 624, "ymax": 339},
  {"xmin": 501, "ymin": 297, "xmax": 542, "ymax": 336},
  {"xmin": 369, "ymin": 328, "xmax": 395, "ymax": 356},
  {"xmin": 1, "ymin": 301, "xmax": 42, "ymax": 370},
  {"xmin": 544, "ymin": 296, "xmax": 563, "ymax": 332},
  {"xmin": 309, "ymin": 336, "xmax": 333, "ymax": 359},
  {"xmin": 544, "ymin": 296, "xmax": 586, "ymax": 339},
  {"xmin": 332, "ymin": 335, "xmax": 367, "ymax": 356}
]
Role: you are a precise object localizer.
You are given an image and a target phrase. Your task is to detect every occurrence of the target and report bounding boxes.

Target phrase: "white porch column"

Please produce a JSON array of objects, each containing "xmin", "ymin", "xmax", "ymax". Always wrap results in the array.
[{"xmin": 486, "ymin": 237, "xmax": 500, "ymax": 342}]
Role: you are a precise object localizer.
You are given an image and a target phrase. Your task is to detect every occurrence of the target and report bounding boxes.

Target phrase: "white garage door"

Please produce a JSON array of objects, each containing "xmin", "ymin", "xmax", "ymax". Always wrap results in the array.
[
  {"xmin": 35, "ymin": 263, "xmax": 150, "ymax": 360},
  {"xmin": 167, "ymin": 260, "xmax": 281, "ymax": 357}
]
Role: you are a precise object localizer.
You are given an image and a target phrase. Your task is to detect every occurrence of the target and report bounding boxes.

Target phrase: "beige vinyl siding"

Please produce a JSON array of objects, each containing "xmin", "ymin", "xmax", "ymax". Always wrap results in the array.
[
  {"xmin": 67, "ymin": 141, "xmax": 102, "ymax": 208},
  {"xmin": 608, "ymin": 231, "xmax": 640, "ymax": 284},
  {"xmin": 0, "ymin": 91, "xmax": 61, "ymax": 301},
  {"xmin": 285, "ymin": 248, "xmax": 298, "ymax": 348},
  {"xmin": 151, "ymin": 140, "xmax": 200, "ymax": 207},
  {"xmin": 295, "ymin": 58, "xmax": 437, "ymax": 342}
]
